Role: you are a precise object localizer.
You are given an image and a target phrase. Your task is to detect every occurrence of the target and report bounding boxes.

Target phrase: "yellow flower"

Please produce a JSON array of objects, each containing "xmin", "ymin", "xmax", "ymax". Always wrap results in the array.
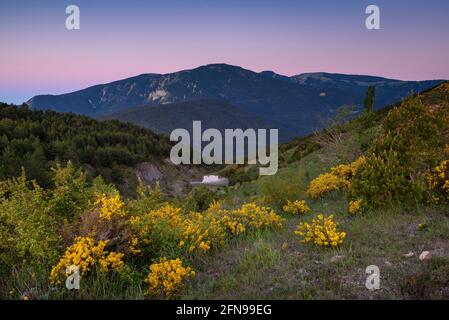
[
  {"xmin": 281, "ymin": 242, "xmax": 288, "ymax": 251},
  {"xmin": 218, "ymin": 203, "xmax": 284, "ymax": 234},
  {"xmin": 348, "ymin": 199, "xmax": 363, "ymax": 214},
  {"xmin": 306, "ymin": 156, "xmax": 366, "ymax": 199},
  {"xmin": 199, "ymin": 241, "xmax": 210, "ymax": 251},
  {"xmin": 95, "ymin": 193, "xmax": 126, "ymax": 220},
  {"xmin": 294, "ymin": 214, "xmax": 346, "ymax": 248},
  {"xmin": 50, "ymin": 237, "xmax": 124, "ymax": 285},
  {"xmin": 145, "ymin": 257, "xmax": 195, "ymax": 298},
  {"xmin": 283, "ymin": 200, "xmax": 311, "ymax": 215},
  {"xmin": 428, "ymin": 159, "xmax": 449, "ymax": 202}
]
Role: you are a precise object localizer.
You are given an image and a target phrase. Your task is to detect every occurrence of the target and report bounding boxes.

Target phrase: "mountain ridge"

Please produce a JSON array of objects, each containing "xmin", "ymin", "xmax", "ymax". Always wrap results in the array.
[{"xmin": 27, "ymin": 63, "xmax": 445, "ymax": 138}]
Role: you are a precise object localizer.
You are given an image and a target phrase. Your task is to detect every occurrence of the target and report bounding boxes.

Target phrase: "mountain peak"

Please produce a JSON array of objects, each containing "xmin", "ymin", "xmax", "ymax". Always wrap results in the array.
[{"xmin": 27, "ymin": 64, "xmax": 444, "ymax": 140}]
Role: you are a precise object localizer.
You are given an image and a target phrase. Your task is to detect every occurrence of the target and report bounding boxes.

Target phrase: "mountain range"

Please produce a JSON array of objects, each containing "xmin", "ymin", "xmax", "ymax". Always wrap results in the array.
[{"xmin": 27, "ymin": 64, "xmax": 444, "ymax": 140}]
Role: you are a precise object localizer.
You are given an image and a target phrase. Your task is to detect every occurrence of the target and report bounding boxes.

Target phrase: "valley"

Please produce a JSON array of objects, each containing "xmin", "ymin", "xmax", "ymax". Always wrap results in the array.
[{"xmin": 1, "ymin": 80, "xmax": 449, "ymax": 300}]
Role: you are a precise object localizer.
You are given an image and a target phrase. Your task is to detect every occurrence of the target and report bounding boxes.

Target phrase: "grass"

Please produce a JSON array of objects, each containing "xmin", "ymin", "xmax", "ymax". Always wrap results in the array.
[
  {"xmin": 180, "ymin": 142, "xmax": 449, "ymax": 300},
  {"xmin": 182, "ymin": 204, "xmax": 449, "ymax": 300}
]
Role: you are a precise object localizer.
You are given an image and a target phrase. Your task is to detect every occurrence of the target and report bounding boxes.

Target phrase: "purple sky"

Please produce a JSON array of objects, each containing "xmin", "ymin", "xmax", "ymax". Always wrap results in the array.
[{"xmin": 1, "ymin": 0, "xmax": 449, "ymax": 104}]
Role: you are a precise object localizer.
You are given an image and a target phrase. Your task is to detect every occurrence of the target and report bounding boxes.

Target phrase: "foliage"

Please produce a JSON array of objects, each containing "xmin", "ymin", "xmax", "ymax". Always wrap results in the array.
[
  {"xmin": 50, "ymin": 237, "xmax": 124, "ymax": 285},
  {"xmin": 306, "ymin": 156, "xmax": 366, "ymax": 199},
  {"xmin": 0, "ymin": 103, "xmax": 170, "ymax": 187},
  {"xmin": 306, "ymin": 172, "xmax": 343, "ymax": 199},
  {"xmin": 95, "ymin": 193, "xmax": 127, "ymax": 221},
  {"xmin": 129, "ymin": 204, "xmax": 184, "ymax": 257},
  {"xmin": 128, "ymin": 179, "xmax": 165, "ymax": 216},
  {"xmin": 364, "ymin": 85, "xmax": 376, "ymax": 113},
  {"xmin": 348, "ymin": 96, "xmax": 449, "ymax": 207},
  {"xmin": 129, "ymin": 201, "xmax": 284, "ymax": 258},
  {"xmin": 348, "ymin": 199, "xmax": 363, "ymax": 214},
  {"xmin": 283, "ymin": 200, "xmax": 310, "ymax": 215},
  {"xmin": 145, "ymin": 257, "xmax": 195, "ymax": 298},
  {"xmin": 216, "ymin": 202, "xmax": 284, "ymax": 235},
  {"xmin": 182, "ymin": 186, "xmax": 217, "ymax": 212},
  {"xmin": 279, "ymin": 133, "xmax": 320, "ymax": 166},
  {"xmin": 294, "ymin": 214, "xmax": 346, "ymax": 247},
  {"xmin": 48, "ymin": 161, "xmax": 91, "ymax": 220},
  {"xmin": 259, "ymin": 176, "xmax": 300, "ymax": 208},
  {"xmin": 179, "ymin": 209, "xmax": 226, "ymax": 254},
  {"xmin": 0, "ymin": 171, "xmax": 60, "ymax": 272},
  {"xmin": 427, "ymin": 159, "xmax": 449, "ymax": 203}
]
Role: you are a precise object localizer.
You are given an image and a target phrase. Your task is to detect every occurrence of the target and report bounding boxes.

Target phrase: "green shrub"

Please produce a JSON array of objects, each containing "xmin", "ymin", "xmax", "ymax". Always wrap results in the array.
[
  {"xmin": 182, "ymin": 186, "xmax": 217, "ymax": 212},
  {"xmin": 48, "ymin": 161, "xmax": 91, "ymax": 221},
  {"xmin": 348, "ymin": 96, "xmax": 449, "ymax": 207},
  {"xmin": 259, "ymin": 176, "xmax": 300, "ymax": 209},
  {"xmin": 128, "ymin": 179, "xmax": 166, "ymax": 216},
  {"xmin": 0, "ymin": 171, "xmax": 61, "ymax": 273}
]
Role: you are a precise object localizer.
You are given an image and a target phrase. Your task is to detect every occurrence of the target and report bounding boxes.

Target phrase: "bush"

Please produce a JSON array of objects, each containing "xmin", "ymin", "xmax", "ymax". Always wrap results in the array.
[
  {"xmin": 427, "ymin": 159, "xmax": 449, "ymax": 203},
  {"xmin": 182, "ymin": 186, "xmax": 217, "ymax": 212},
  {"xmin": 294, "ymin": 214, "xmax": 346, "ymax": 248},
  {"xmin": 49, "ymin": 161, "xmax": 91, "ymax": 221},
  {"xmin": 283, "ymin": 200, "xmax": 310, "ymax": 215},
  {"xmin": 306, "ymin": 156, "xmax": 366, "ymax": 199},
  {"xmin": 50, "ymin": 237, "xmax": 124, "ymax": 286},
  {"xmin": 0, "ymin": 171, "xmax": 61, "ymax": 273},
  {"xmin": 128, "ymin": 179, "xmax": 165, "ymax": 216},
  {"xmin": 348, "ymin": 96, "xmax": 449, "ymax": 207},
  {"xmin": 260, "ymin": 176, "xmax": 300, "ymax": 209},
  {"xmin": 145, "ymin": 257, "xmax": 195, "ymax": 299},
  {"xmin": 129, "ymin": 204, "xmax": 184, "ymax": 257}
]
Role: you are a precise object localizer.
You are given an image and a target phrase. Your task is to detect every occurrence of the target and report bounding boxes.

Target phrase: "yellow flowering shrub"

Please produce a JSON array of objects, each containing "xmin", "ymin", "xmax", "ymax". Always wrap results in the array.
[
  {"xmin": 219, "ymin": 203, "xmax": 284, "ymax": 234},
  {"xmin": 98, "ymin": 251, "xmax": 125, "ymax": 271},
  {"xmin": 306, "ymin": 156, "xmax": 366, "ymax": 199},
  {"xmin": 294, "ymin": 214, "xmax": 346, "ymax": 247},
  {"xmin": 50, "ymin": 237, "xmax": 124, "ymax": 285},
  {"xmin": 306, "ymin": 172, "xmax": 343, "ymax": 199},
  {"xmin": 145, "ymin": 204, "xmax": 183, "ymax": 227},
  {"xmin": 428, "ymin": 159, "xmax": 449, "ymax": 202},
  {"xmin": 129, "ymin": 201, "xmax": 284, "ymax": 258},
  {"xmin": 348, "ymin": 199, "xmax": 363, "ymax": 214},
  {"xmin": 179, "ymin": 211, "xmax": 225, "ymax": 254},
  {"xmin": 129, "ymin": 204, "xmax": 184, "ymax": 255},
  {"xmin": 128, "ymin": 236, "xmax": 141, "ymax": 255},
  {"xmin": 283, "ymin": 200, "xmax": 311, "ymax": 215},
  {"xmin": 145, "ymin": 257, "xmax": 195, "ymax": 298},
  {"xmin": 95, "ymin": 193, "xmax": 126, "ymax": 220}
]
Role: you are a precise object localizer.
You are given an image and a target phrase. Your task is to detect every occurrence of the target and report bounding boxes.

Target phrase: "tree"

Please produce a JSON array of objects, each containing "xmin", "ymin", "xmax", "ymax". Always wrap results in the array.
[{"xmin": 364, "ymin": 86, "xmax": 376, "ymax": 113}]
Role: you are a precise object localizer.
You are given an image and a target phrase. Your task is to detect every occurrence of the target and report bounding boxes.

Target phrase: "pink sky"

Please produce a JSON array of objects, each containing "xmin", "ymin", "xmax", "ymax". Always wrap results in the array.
[{"xmin": 1, "ymin": 0, "xmax": 449, "ymax": 103}]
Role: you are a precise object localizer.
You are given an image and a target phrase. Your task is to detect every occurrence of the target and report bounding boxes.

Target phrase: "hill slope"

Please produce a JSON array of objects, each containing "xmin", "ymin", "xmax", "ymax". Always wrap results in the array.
[
  {"xmin": 102, "ymin": 99, "xmax": 278, "ymax": 135},
  {"xmin": 0, "ymin": 103, "xmax": 204, "ymax": 195},
  {"xmin": 194, "ymin": 81, "xmax": 449, "ymax": 299}
]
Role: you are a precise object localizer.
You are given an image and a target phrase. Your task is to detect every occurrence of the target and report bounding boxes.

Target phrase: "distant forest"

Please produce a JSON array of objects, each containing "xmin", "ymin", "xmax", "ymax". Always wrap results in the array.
[{"xmin": 0, "ymin": 103, "xmax": 171, "ymax": 187}]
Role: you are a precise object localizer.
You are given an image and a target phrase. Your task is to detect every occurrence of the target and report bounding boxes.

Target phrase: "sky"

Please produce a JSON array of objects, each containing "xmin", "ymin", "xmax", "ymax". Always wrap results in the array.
[{"xmin": 1, "ymin": 0, "xmax": 449, "ymax": 104}]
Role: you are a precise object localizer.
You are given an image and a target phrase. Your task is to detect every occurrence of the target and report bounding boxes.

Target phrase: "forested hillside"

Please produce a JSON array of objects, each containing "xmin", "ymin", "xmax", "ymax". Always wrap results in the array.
[{"xmin": 0, "ymin": 103, "xmax": 171, "ymax": 187}]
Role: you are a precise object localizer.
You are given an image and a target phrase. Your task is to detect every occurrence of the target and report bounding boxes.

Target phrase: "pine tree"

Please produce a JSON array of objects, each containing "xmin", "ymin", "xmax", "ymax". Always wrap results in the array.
[{"xmin": 364, "ymin": 86, "xmax": 376, "ymax": 113}]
